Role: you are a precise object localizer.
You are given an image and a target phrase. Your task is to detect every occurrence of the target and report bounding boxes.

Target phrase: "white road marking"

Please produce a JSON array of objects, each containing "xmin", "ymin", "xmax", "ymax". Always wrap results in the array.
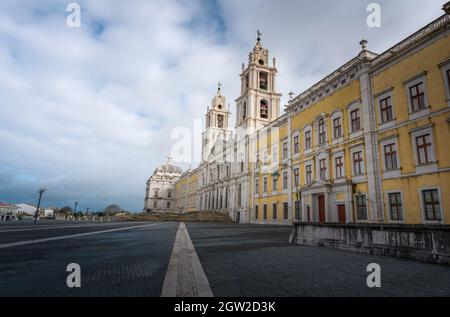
[
  {"xmin": 0, "ymin": 223, "xmax": 163, "ymax": 249},
  {"xmin": 0, "ymin": 222, "xmax": 132, "ymax": 233},
  {"xmin": 161, "ymin": 222, "xmax": 213, "ymax": 297}
]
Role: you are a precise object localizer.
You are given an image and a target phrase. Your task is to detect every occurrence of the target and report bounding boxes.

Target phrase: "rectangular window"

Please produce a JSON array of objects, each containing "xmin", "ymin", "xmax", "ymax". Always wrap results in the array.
[
  {"xmin": 353, "ymin": 151, "xmax": 363, "ymax": 175},
  {"xmin": 283, "ymin": 171, "xmax": 288, "ymax": 189},
  {"xmin": 416, "ymin": 134, "xmax": 432, "ymax": 164},
  {"xmin": 293, "ymin": 168, "xmax": 300, "ymax": 186},
  {"xmin": 255, "ymin": 205, "xmax": 259, "ymax": 219},
  {"xmin": 447, "ymin": 69, "xmax": 450, "ymax": 95},
  {"xmin": 356, "ymin": 195, "xmax": 367, "ymax": 220},
  {"xmin": 319, "ymin": 159, "xmax": 327, "ymax": 180},
  {"xmin": 409, "ymin": 82, "xmax": 425, "ymax": 112},
  {"xmin": 282, "ymin": 142, "xmax": 288, "ymax": 159},
  {"xmin": 333, "ymin": 117, "xmax": 342, "ymax": 139},
  {"xmin": 263, "ymin": 204, "xmax": 268, "ymax": 220},
  {"xmin": 272, "ymin": 147, "xmax": 278, "ymax": 163},
  {"xmin": 283, "ymin": 202, "xmax": 289, "ymax": 220},
  {"xmin": 335, "ymin": 156, "xmax": 343, "ymax": 179},
  {"xmin": 350, "ymin": 109, "xmax": 361, "ymax": 132},
  {"xmin": 384, "ymin": 143, "xmax": 398, "ymax": 170},
  {"xmin": 306, "ymin": 165, "xmax": 312, "ymax": 183},
  {"xmin": 272, "ymin": 203, "xmax": 277, "ymax": 220},
  {"xmin": 318, "ymin": 120, "xmax": 326, "ymax": 145},
  {"xmin": 272, "ymin": 178, "xmax": 278, "ymax": 192},
  {"xmin": 305, "ymin": 130, "xmax": 312, "ymax": 149},
  {"xmin": 380, "ymin": 96, "xmax": 393, "ymax": 123},
  {"xmin": 263, "ymin": 151, "xmax": 269, "ymax": 164},
  {"xmin": 255, "ymin": 179, "xmax": 259, "ymax": 194},
  {"xmin": 263, "ymin": 177, "xmax": 268, "ymax": 193},
  {"xmin": 293, "ymin": 135, "xmax": 299, "ymax": 154},
  {"xmin": 388, "ymin": 193, "xmax": 403, "ymax": 221},
  {"xmin": 422, "ymin": 189, "xmax": 441, "ymax": 221}
]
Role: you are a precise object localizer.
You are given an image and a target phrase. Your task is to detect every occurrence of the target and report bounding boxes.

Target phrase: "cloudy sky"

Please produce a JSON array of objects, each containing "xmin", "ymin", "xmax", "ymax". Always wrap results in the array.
[{"xmin": 0, "ymin": 0, "xmax": 445, "ymax": 212}]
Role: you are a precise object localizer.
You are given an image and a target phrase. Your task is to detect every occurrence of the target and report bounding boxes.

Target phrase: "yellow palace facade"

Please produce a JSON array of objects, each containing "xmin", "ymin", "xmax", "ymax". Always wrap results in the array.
[{"xmin": 173, "ymin": 2, "xmax": 450, "ymax": 226}]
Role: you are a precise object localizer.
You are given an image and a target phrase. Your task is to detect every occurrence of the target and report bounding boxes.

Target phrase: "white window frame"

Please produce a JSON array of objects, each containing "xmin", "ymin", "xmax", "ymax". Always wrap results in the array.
[
  {"xmin": 379, "ymin": 136, "xmax": 401, "ymax": 179},
  {"xmin": 410, "ymin": 125, "xmax": 438, "ymax": 174},
  {"xmin": 304, "ymin": 160, "xmax": 314, "ymax": 184},
  {"xmin": 282, "ymin": 169, "xmax": 289, "ymax": 192},
  {"xmin": 385, "ymin": 190, "xmax": 405, "ymax": 223},
  {"xmin": 347, "ymin": 101, "xmax": 363, "ymax": 139},
  {"xmin": 315, "ymin": 115, "xmax": 328, "ymax": 147},
  {"xmin": 404, "ymin": 72, "xmax": 430, "ymax": 120},
  {"xmin": 316, "ymin": 152, "xmax": 329, "ymax": 182},
  {"xmin": 376, "ymin": 87, "xmax": 396, "ymax": 130},
  {"xmin": 330, "ymin": 110, "xmax": 344, "ymax": 145},
  {"xmin": 292, "ymin": 130, "xmax": 300, "ymax": 157},
  {"xmin": 292, "ymin": 164, "xmax": 301, "ymax": 191},
  {"xmin": 438, "ymin": 59, "xmax": 450, "ymax": 107},
  {"xmin": 350, "ymin": 145, "xmax": 365, "ymax": 183},
  {"xmin": 282, "ymin": 140, "xmax": 289, "ymax": 162},
  {"xmin": 263, "ymin": 176, "xmax": 268, "ymax": 193},
  {"xmin": 272, "ymin": 175, "xmax": 278, "ymax": 195},
  {"xmin": 303, "ymin": 125, "xmax": 313, "ymax": 154},
  {"xmin": 332, "ymin": 150, "xmax": 345, "ymax": 183},
  {"xmin": 418, "ymin": 186, "xmax": 444, "ymax": 224},
  {"xmin": 354, "ymin": 194, "xmax": 369, "ymax": 222},
  {"xmin": 271, "ymin": 145, "xmax": 278, "ymax": 166}
]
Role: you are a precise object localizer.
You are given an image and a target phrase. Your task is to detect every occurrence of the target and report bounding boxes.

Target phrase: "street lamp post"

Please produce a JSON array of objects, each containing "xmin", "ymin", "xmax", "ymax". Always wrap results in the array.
[
  {"xmin": 34, "ymin": 188, "xmax": 47, "ymax": 223},
  {"xmin": 73, "ymin": 201, "xmax": 78, "ymax": 220},
  {"xmin": 272, "ymin": 163, "xmax": 302, "ymax": 222}
]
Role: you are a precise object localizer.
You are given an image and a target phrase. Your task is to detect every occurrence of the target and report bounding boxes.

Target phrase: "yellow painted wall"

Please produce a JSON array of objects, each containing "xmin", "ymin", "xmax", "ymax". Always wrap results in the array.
[{"xmin": 373, "ymin": 33, "xmax": 450, "ymax": 224}]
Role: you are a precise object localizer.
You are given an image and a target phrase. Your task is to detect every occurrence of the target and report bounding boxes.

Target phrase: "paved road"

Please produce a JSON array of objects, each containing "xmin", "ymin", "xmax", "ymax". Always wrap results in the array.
[
  {"xmin": 0, "ymin": 221, "xmax": 177, "ymax": 296},
  {"xmin": 0, "ymin": 221, "xmax": 449, "ymax": 297}
]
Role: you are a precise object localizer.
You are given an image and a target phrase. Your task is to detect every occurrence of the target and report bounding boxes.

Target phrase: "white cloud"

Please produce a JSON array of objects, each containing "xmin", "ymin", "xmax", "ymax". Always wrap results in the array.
[{"xmin": 0, "ymin": 0, "xmax": 445, "ymax": 211}]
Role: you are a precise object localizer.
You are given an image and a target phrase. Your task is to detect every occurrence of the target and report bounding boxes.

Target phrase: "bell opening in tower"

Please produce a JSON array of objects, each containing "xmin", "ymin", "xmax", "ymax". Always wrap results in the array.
[
  {"xmin": 260, "ymin": 100, "xmax": 268, "ymax": 119},
  {"xmin": 259, "ymin": 72, "xmax": 268, "ymax": 90}
]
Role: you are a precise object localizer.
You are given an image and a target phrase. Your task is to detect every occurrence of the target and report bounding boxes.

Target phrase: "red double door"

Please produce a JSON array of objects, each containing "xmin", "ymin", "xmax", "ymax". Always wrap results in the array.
[
  {"xmin": 318, "ymin": 195, "xmax": 326, "ymax": 223},
  {"xmin": 317, "ymin": 195, "xmax": 346, "ymax": 223},
  {"xmin": 337, "ymin": 204, "xmax": 346, "ymax": 224}
]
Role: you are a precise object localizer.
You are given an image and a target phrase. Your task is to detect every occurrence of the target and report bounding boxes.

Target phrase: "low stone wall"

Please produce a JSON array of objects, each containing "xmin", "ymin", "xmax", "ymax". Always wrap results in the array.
[{"xmin": 290, "ymin": 223, "xmax": 450, "ymax": 265}]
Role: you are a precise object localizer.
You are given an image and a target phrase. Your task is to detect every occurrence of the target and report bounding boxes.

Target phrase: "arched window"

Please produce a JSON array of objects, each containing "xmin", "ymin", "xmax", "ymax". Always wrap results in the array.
[
  {"xmin": 318, "ymin": 118, "xmax": 326, "ymax": 145},
  {"xmin": 217, "ymin": 114, "xmax": 224, "ymax": 128},
  {"xmin": 167, "ymin": 189, "xmax": 172, "ymax": 198},
  {"xmin": 243, "ymin": 102, "xmax": 247, "ymax": 120},
  {"xmin": 259, "ymin": 72, "xmax": 268, "ymax": 90},
  {"xmin": 260, "ymin": 100, "xmax": 268, "ymax": 119},
  {"xmin": 153, "ymin": 188, "xmax": 159, "ymax": 198},
  {"xmin": 166, "ymin": 201, "xmax": 171, "ymax": 208}
]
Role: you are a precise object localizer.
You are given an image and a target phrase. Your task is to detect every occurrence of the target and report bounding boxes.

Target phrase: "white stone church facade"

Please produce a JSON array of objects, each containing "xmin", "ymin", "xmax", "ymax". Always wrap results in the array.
[
  {"xmin": 195, "ymin": 36, "xmax": 281, "ymax": 223},
  {"xmin": 145, "ymin": 35, "xmax": 282, "ymax": 222}
]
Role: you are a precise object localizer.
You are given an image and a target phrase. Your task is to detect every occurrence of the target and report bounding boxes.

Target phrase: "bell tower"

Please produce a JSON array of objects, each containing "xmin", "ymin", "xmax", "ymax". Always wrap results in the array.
[
  {"xmin": 202, "ymin": 83, "xmax": 231, "ymax": 161},
  {"xmin": 235, "ymin": 31, "xmax": 282, "ymax": 134}
]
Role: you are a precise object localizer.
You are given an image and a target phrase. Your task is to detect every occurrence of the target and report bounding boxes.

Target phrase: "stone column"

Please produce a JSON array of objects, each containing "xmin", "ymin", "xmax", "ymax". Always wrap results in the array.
[{"xmin": 360, "ymin": 62, "xmax": 384, "ymax": 223}]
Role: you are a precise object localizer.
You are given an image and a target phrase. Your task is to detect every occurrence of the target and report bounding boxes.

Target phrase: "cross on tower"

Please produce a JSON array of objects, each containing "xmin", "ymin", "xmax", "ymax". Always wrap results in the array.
[{"xmin": 257, "ymin": 30, "xmax": 262, "ymax": 42}]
